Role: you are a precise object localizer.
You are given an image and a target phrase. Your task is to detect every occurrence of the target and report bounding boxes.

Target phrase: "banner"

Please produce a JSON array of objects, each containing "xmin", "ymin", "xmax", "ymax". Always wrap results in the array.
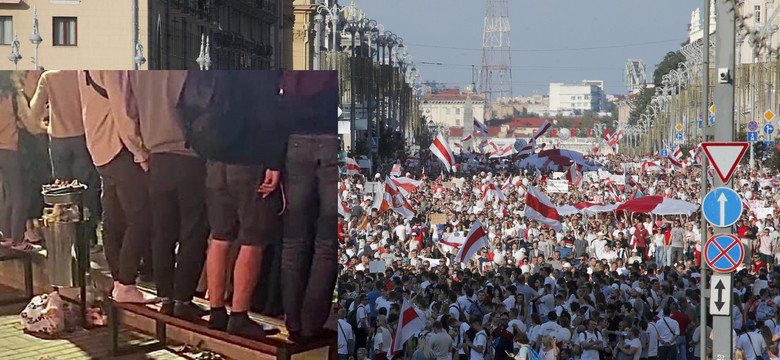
[
  {"xmin": 756, "ymin": 207, "xmax": 774, "ymax": 219},
  {"xmin": 370, "ymin": 261, "xmax": 387, "ymax": 273},
  {"xmin": 598, "ymin": 170, "xmax": 613, "ymax": 180},
  {"xmin": 442, "ymin": 181, "xmax": 454, "ymax": 188},
  {"xmin": 364, "ymin": 181, "xmax": 381, "ymax": 194},
  {"xmin": 749, "ymin": 200, "xmax": 766, "ymax": 210},
  {"xmin": 547, "ymin": 180, "xmax": 569, "ymax": 193},
  {"xmin": 430, "ymin": 213, "xmax": 448, "ymax": 225},
  {"xmin": 552, "ymin": 172, "xmax": 565, "ymax": 179}
]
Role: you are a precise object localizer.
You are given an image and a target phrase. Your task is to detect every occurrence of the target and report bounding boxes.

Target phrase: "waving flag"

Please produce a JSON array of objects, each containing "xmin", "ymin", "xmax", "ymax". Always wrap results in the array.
[
  {"xmin": 642, "ymin": 160, "xmax": 664, "ymax": 172},
  {"xmin": 474, "ymin": 118, "xmax": 489, "ymax": 135},
  {"xmin": 455, "ymin": 220, "xmax": 490, "ymax": 264},
  {"xmin": 429, "ymin": 133, "xmax": 456, "ymax": 172},
  {"xmin": 405, "ymin": 155, "xmax": 420, "ymax": 168},
  {"xmin": 524, "ymin": 186, "xmax": 562, "ymax": 231},
  {"xmin": 390, "ymin": 164, "xmax": 403, "ymax": 177},
  {"xmin": 482, "ymin": 182, "xmax": 507, "ymax": 203},
  {"xmin": 501, "ymin": 176, "xmax": 512, "ymax": 192},
  {"xmin": 344, "ymin": 157, "xmax": 361, "ymax": 175},
  {"xmin": 535, "ymin": 168, "xmax": 547, "ymax": 185},
  {"xmin": 338, "ymin": 202, "xmax": 351, "ymax": 219},
  {"xmin": 461, "ymin": 135, "xmax": 473, "ymax": 142},
  {"xmin": 487, "ymin": 141, "xmax": 499, "ymax": 151},
  {"xmin": 531, "ymin": 120, "xmax": 552, "ymax": 140},
  {"xmin": 378, "ymin": 176, "xmax": 415, "ymax": 219},
  {"xmin": 489, "ymin": 144, "xmax": 515, "ymax": 159},
  {"xmin": 667, "ymin": 154, "xmax": 682, "ymax": 171},
  {"xmin": 517, "ymin": 139, "xmax": 536, "ymax": 156},
  {"xmin": 387, "ymin": 299, "xmax": 425, "ymax": 358},
  {"xmin": 565, "ymin": 163, "xmax": 582, "ymax": 188},
  {"xmin": 390, "ymin": 177, "xmax": 422, "ymax": 197}
]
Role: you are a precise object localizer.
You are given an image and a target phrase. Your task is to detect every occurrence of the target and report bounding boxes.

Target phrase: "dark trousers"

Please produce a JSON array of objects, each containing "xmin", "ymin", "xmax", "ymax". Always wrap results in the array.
[
  {"xmin": 355, "ymin": 327, "xmax": 368, "ymax": 358},
  {"xmin": 0, "ymin": 149, "xmax": 25, "ymax": 242},
  {"xmin": 281, "ymin": 134, "xmax": 338, "ymax": 335},
  {"xmin": 50, "ymin": 135, "xmax": 101, "ymax": 243},
  {"xmin": 97, "ymin": 149, "xmax": 152, "ymax": 285},
  {"xmin": 149, "ymin": 153, "xmax": 208, "ymax": 302},
  {"xmin": 658, "ymin": 344, "xmax": 678, "ymax": 360}
]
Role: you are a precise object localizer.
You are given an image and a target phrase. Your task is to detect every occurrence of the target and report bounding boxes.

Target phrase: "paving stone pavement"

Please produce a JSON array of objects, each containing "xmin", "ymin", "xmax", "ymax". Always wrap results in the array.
[{"xmin": 0, "ymin": 303, "xmax": 193, "ymax": 360}]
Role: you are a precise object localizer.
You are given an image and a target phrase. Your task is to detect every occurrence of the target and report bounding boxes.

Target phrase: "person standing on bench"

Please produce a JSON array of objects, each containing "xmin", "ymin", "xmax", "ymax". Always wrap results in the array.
[
  {"xmin": 17, "ymin": 70, "xmax": 101, "ymax": 249},
  {"xmin": 124, "ymin": 71, "xmax": 209, "ymax": 319},
  {"xmin": 277, "ymin": 70, "xmax": 339, "ymax": 341},
  {"xmin": 178, "ymin": 71, "xmax": 285, "ymax": 339},
  {"xmin": 77, "ymin": 70, "xmax": 157, "ymax": 304}
]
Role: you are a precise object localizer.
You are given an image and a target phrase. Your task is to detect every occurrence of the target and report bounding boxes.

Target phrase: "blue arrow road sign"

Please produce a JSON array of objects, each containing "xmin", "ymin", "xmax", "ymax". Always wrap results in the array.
[
  {"xmin": 765, "ymin": 124, "xmax": 775, "ymax": 135},
  {"xmin": 709, "ymin": 116, "xmax": 715, "ymax": 125},
  {"xmin": 766, "ymin": 141, "xmax": 776, "ymax": 149},
  {"xmin": 659, "ymin": 149, "xmax": 668, "ymax": 157},
  {"xmin": 704, "ymin": 234, "xmax": 744, "ymax": 273},
  {"xmin": 748, "ymin": 132, "xmax": 758, "ymax": 142},
  {"xmin": 702, "ymin": 187, "xmax": 743, "ymax": 227},
  {"xmin": 748, "ymin": 121, "xmax": 759, "ymax": 131},
  {"xmin": 675, "ymin": 132, "xmax": 683, "ymax": 140},
  {"xmin": 698, "ymin": 120, "xmax": 703, "ymax": 128}
]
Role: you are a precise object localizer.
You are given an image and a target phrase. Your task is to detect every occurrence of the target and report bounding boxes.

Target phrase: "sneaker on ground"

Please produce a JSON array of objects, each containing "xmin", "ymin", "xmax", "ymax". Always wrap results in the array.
[{"xmin": 112, "ymin": 283, "xmax": 161, "ymax": 304}]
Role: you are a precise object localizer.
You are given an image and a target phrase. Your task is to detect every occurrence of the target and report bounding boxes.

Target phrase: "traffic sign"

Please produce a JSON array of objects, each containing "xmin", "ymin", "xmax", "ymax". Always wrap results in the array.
[
  {"xmin": 659, "ymin": 149, "xmax": 668, "ymax": 157},
  {"xmin": 748, "ymin": 121, "xmax": 759, "ymax": 131},
  {"xmin": 700, "ymin": 142, "xmax": 749, "ymax": 183},
  {"xmin": 675, "ymin": 124, "xmax": 683, "ymax": 132},
  {"xmin": 698, "ymin": 120, "xmax": 703, "ymax": 128},
  {"xmin": 765, "ymin": 124, "xmax": 775, "ymax": 135},
  {"xmin": 710, "ymin": 104, "xmax": 716, "ymax": 114},
  {"xmin": 709, "ymin": 115, "xmax": 715, "ymax": 125},
  {"xmin": 709, "ymin": 273, "xmax": 732, "ymax": 316},
  {"xmin": 675, "ymin": 132, "xmax": 683, "ymax": 140},
  {"xmin": 702, "ymin": 187, "xmax": 743, "ymax": 227},
  {"xmin": 338, "ymin": 107, "xmax": 343, "ymax": 117},
  {"xmin": 703, "ymin": 234, "xmax": 744, "ymax": 272},
  {"xmin": 765, "ymin": 109, "xmax": 776, "ymax": 121},
  {"xmin": 765, "ymin": 140, "xmax": 776, "ymax": 149},
  {"xmin": 371, "ymin": 137, "xmax": 378, "ymax": 148},
  {"xmin": 747, "ymin": 131, "xmax": 758, "ymax": 142}
]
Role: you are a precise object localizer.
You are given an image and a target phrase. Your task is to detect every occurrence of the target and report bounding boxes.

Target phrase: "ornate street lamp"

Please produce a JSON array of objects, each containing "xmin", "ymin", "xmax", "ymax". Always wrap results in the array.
[{"xmin": 7, "ymin": 31, "xmax": 21, "ymax": 70}]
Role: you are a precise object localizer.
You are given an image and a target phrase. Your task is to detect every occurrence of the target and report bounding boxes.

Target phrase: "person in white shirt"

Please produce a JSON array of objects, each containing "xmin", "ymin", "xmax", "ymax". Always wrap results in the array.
[
  {"xmin": 655, "ymin": 311, "xmax": 680, "ymax": 360},
  {"xmin": 578, "ymin": 319, "xmax": 605, "ymax": 360},
  {"xmin": 737, "ymin": 321, "xmax": 767, "ymax": 360},
  {"xmin": 336, "ymin": 309, "xmax": 353, "ymax": 360},
  {"xmin": 645, "ymin": 318, "xmax": 659, "ymax": 359},
  {"xmin": 465, "ymin": 318, "xmax": 488, "ymax": 360}
]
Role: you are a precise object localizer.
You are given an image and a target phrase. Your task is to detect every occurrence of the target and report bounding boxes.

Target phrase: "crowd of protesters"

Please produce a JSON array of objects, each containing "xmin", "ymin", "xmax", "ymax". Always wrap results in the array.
[{"xmin": 336, "ymin": 149, "xmax": 780, "ymax": 360}]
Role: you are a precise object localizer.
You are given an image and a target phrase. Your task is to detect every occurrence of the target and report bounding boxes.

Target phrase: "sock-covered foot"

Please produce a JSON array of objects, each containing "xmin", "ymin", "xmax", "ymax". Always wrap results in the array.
[
  {"xmin": 226, "ymin": 312, "xmax": 279, "ymax": 340},
  {"xmin": 208, "ymin": 307, "xmax": 228, "ymax": 331}
]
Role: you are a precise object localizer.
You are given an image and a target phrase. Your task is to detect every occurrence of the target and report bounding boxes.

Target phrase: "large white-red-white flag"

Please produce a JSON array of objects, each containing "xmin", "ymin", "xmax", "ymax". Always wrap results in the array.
[
  {"xmin": 474, "ymin": 118, "xmax": 489, "ymax": 135},
  {"xmin": 455, "ymin": 220, "xmax": 490, "ymax": 264},
  {"xmin": 524, "ymin": 186, "xmax": 562, "ymax": 231},
  {"xmin": 387, "ymin": 299, "xmax": 425, "ymax": 358},
  {"xmin": 390, "ymin": 177, "xmax": 422, "ymax": 197},
  {"xmin": 344, "ymin": 157, "xmax": 361, "ymax": 175},
  {"xmin": 378, "ymin": 176, "xmax": 415, "ymax": 219},
  {"xmin": 429, "ymin": 133, "xmax": 456, "ymax": 172}
]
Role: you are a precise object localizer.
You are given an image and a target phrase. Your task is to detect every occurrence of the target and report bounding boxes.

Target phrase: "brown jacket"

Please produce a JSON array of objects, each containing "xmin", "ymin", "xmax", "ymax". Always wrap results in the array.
[{"xmin": 78, "ymin": 70, "xmax": 148, "ymax": 167}]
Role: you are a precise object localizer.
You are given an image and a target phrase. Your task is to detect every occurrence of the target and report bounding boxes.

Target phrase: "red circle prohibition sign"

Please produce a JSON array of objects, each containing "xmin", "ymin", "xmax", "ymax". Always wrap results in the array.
[{"xmin": 704, "ymin": 234, "xmax": 744, "ymax": 273}]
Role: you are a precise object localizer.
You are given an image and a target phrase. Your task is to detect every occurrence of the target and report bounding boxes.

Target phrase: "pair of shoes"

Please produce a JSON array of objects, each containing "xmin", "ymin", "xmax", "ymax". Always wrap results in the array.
[
  {"xmin": 287, "ymin": 328, "xmax": 329, "ymax": 343},
  {"xmin": 208, "ymin": 307, "xmax": 228, "ymax": 331},
  {"xmin": 225, "ymin": 313, "xmax": 280, "ymax": 341},
  {"xmin": 112, "ymin": 283, "xmax": 160, "ymax": 304},
  {"xmin": 173, "ymin": 301, "xmax": 209, "ymax": 321},
  {"xmin": 160, "ymin": 300, "xmax": 174, "ymax": 315}
]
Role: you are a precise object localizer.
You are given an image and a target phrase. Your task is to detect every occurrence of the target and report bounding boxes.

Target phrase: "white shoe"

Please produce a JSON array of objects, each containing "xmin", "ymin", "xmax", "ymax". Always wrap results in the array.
[{"xmin": 113, "ymin": 283, "xmax": 160, "ymax": 304}]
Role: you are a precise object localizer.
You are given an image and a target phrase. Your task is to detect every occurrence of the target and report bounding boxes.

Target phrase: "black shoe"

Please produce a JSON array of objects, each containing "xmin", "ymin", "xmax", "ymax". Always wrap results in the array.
[
  {"xmin": 208, "ymin": 307, "xmax": 228, "ymax": 331},
  {"xmin": 159, "ymin": 300, "xmax": 174, "ymax": 316},
  {"xmin": 173, "ymin": 301, "xmax": 209, "ymax": 321},
  {"xmin": 226, "ymin": 313, "xmax": 280, "ymax": 341}
]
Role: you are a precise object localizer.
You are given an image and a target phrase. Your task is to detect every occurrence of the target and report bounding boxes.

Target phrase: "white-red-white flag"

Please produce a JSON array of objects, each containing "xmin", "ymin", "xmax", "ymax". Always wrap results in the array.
[
  {"xmin": 338, "ymin": 201, "xmax": 351, "ymax": 219},
  {"xmin": 387, "ymin": 299, "xmax": 425, "ymax": 358},
  {"xmin": 501, "ymin": 176, "xmax": 512, "ymax": 192},
  {"xmin": 517, "ymin": 139, "xmax": 536, "ymax": 156},
  {"xmin": 390, "ymin": 164, "xmax": 403, "ymax": 177},
  {"xmin": 405, "ymin": 155, "xmax": 420, "ymax": 168},
  {"xmin": 461, "ymin": 135, "xmax": 473, "ymax": 142},
  {"xmin": 481, "ymin": 182, "xmax": 507, "ymax": 203},
  {"xmin": 489, "ymin": 144, "xmax": 515, "ymax": 159},
  {"xmin": 390, "ymin": 177, "xmax": 422, "ymax": 197},
  {"xmin": 429, "ymin": 133, "xmax": 456, "ymax": 172},
  {"xmin": 642, "ymin": 160, "xmax": 664, "ymax": 172},
  {"xmin": 531, "ymin": 120, "xmax": 552, "ymax": 141},
  {"xmin": 378, "ymin": 176, "xmax": 415, "ymax": 219},
  {"xmin": 666, "ymin": 154, "xmax": 682, "ymax": 171},
  {"xmin": 565, "ymin": 163, "xmax": 582, "ymax": 188},
  {"xmin": 455, "ymin": 220, "xmax": 490, "ymax": 264},
  {"xmin": 524, "ymin": 186, "xmax": 562, "ymax": 231},
  {"xmin": 474, "ymin": 118, "xmax": 489, "ymax": 135},
  {"xmin": 344, "ymin": 157, "xmax": 361, "ymax": 175}
]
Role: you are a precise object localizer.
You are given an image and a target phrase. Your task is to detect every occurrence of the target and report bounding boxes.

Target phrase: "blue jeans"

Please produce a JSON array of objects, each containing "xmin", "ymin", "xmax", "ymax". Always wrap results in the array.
[
  {"xmin": 676, "ymin": 336, "xmax": 687, "ymax": 360},
  {"xmin": 656, "ymin": 247, "xmax": 666, "ymax": 267}
]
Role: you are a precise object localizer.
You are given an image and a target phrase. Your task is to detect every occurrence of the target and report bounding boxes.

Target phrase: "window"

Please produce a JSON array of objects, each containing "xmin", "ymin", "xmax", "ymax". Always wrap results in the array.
[
  {"xmin": 455, "ymin": 108, "xmax": 460, "ymax": 115},
  {"xmin": 446, "ymin": 108, "xmax": 451, "ymax": 115},
  {"xmin": 755, "ymin": 5, "xmax": 761, "ymax": 24},
  {"xmin": 53, "ymin": 17, "xmax": 77, "ymax": 46},
  {"xmin": 571, "ymin": 96, "xmax": 576, "ymax": 100},
  {"xmin": 0, "ymin": 17, "xmax": 10, "ymax": 45},
  {"xmin": 456, "ymin": 119, "xmax": 460, "ymax": 126},
  {"xmin": 578, "ymin": 96, "xmax": 582, "ymax": 100},
  {"xmin": 584, "ymin": 95, "xmax": 590, "ymax": 100}
]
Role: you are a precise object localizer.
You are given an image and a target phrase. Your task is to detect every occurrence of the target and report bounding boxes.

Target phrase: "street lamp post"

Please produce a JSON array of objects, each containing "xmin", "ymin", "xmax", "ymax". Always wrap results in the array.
[
  {"xmin": 204, "ymin": 36, "xmax": 211, "ymax": 70},
  {"xmin": 196, "ymin": 33, "xmax": 206, "ymax": 70},
  {"xmin": 313, "ymin": 14, "xmax": 324, "ymax": 70},
  {"xmin": 133, "ymin": 33, "xmax": 146, "ymax": 70},
  {"xmin": 7, "ymin": 31, "xmax": 21, "ymax": 70},
  {"xmin": 29, "ymin": 5, "xmax": 42, "ymax": 69}
]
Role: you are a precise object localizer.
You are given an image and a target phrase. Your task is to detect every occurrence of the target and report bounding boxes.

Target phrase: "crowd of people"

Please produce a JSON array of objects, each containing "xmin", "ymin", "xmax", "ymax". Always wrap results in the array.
[
  {"xmin": 336, "ymin": 148, "xmax": 780, "ymax": 360},
  {"xmin": 0, "ymin": 70, "xmax": 338, "ymax": 342}
]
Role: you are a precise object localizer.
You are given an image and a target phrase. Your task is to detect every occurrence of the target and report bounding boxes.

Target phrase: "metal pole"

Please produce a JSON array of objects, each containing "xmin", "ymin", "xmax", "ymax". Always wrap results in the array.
[
  {"xmin": 700, "ymin": 1, "xmax": 711, "ymax": 355},
  {"xmin": 133, "ymin": 0, "xmax": 139, "ymax": 70},
  {"xmin": 751, "ymin": 47, "xmax": 757, "ymax": 168},
  {"xmin": 712, "ymin": 0, "xmax": 736, "ymax": 358}
]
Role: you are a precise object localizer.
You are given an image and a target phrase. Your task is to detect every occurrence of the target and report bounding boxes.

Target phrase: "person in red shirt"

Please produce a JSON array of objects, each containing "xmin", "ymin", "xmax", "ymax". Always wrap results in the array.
[
  {"xmin": 737, "ymin": 219, "xmax": 749, "ymax": 238},
  {"xmin": 633, "ymin": 220, "xmax": 650, "ymax": 261},
  {"xmin": 338, "ymin": 217, "xmax": 348, "ymax": 245},
  {"xmin": 669, "ymin": 300, "xmax": 691, "ymax": 357}
]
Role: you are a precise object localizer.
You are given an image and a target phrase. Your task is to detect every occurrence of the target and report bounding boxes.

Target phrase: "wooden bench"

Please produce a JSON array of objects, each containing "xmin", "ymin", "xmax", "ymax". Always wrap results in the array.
[
  {"xmin": 109, "ymin": 299, "xmax": 338, "ymax": 359},
  {"xmin": 0, "ymin": 247, "xmax": 33, "ymax": 305}
]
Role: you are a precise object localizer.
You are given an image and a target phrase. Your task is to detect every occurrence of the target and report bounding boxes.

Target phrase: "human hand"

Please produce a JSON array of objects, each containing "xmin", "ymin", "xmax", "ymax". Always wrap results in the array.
[
  {"xmin": 139, "ymin": 161, "xmax": 149, "ymax": 172},
  {"xmin": 258, "ymin": 169, "xmax": 281, "ymax": 197}
]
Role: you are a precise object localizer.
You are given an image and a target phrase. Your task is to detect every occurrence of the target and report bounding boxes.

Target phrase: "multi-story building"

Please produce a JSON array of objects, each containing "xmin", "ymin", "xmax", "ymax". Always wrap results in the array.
[
  {"xmin": 548, "ymin": 81, "xmax": 606, "ymax": 113},
  {"xmin": 420, "ymin": 89, "xmax": 485, "ymax": 128},
  {"xmin": 0, "ymin": 0, "xmax": 282, "ymax": 70}
]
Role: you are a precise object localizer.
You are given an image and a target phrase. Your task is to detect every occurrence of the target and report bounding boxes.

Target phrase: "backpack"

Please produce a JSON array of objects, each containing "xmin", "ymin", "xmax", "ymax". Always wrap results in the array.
[
  {"xmin": 450, "ymin": 303, "xmax": 467, "ymax": 322},
  {"xmin": 176, "ymin": 71, "xmax": 241, "ymax": 162},
  {"xmin": 477, "ymin": 332, "xmax": 494, "ymax": 360},
  {"xmin": 84, "ymin": 71, "xmax": 108, "ymax": 99},
  {"xmin": 347, "ymin": 304, "xmax": 365, "ymax": 330},
  {"xmin": 522, "ymin": 344, "xmax": 542, "ymax": 360},
  {"xmin": 756, "ymin": 300, "xmax": 776, "ymax": 321}
]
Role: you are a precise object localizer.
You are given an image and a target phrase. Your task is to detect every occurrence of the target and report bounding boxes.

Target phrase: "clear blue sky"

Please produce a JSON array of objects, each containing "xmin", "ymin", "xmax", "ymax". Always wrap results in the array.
[{"xmin": 351, "ymin": 0, "xmax": 700, "ymax": 96}]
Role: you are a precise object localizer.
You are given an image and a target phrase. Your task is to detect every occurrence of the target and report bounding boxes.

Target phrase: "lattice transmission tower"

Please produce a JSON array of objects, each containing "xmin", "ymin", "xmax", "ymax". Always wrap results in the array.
[
  {"xmin": 479, "ymin": 0, "xmax": 513, "ymax": 107},
  {"xmin": 625, "ymin": 59, "xmax": 647, "ymax": 93}
]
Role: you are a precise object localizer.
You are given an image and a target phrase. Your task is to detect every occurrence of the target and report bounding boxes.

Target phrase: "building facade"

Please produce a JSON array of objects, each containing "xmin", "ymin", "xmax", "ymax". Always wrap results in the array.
[
  {"xmin": 549, "ymin": 81, "xmax": 605, "ymax": 113},
  {"xmin": 0, "ymin": 0, "xmax": 282, "ymax": 70},
  {"xmin": 420, "ymin": 89, "xmax": 485, "ymax": 129}
]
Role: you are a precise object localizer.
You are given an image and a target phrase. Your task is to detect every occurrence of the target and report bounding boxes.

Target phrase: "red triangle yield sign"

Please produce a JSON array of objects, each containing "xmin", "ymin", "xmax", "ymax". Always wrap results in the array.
[{"xmin": 701, "ymin": 142, "xmax": 749, "ymax": 183}]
